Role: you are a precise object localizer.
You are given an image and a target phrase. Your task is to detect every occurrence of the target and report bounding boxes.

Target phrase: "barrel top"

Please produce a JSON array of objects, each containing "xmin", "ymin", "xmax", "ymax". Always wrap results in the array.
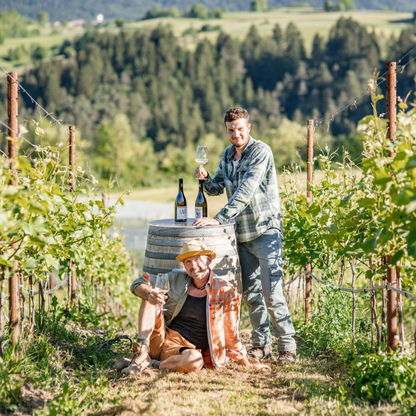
[{"xmin": 148, "ymin": 219, "xmax": 235, "ymax": 229}]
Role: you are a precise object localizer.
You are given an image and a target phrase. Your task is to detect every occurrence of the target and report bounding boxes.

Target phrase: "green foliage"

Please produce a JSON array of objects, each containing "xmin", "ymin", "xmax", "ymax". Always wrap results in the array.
[
  {"xmin": 0, "ymin": 126, "xmax": 139, "ymax": 414},
  {"xmin": 351, "ymin": 350, "xmax": 416, "ymax": 407},
  {"xmin": 114, "ymin": 17, "xmax": 126, "ymax": 28},
  {"xmin": 182, "ymin": 26, "xmax": 198, "ymax": 36},
  {"xmin": 4, "ymin": 16, "xmax": 416, "ymax": 187},
  {"xmin": 324, "ymin": 0, "xmax": 335, "ymax": 11},
  {"xmin": 0, "ymin": 351, "xmax": 25, "ymax": 412},
  {"xmin": 282, "ymin": 88, "xmax": 416, "ymax": 409},
  {"xmin": 200, "ymin": 24, "xmax": 221, "ymax": 32},
  {"xmin": 37, "ymin": 11, "xmax": 48, "ymax": 27},
  {"xmin": 337, "ymin": 0, "xmax": 356, "ymax": 10},
  {"xmin": 31, "ymin": 44, "xmax": 48, "ymax": 60},
  {"xmin": 185, "ymin": 3, "xmax": 209, "ymax": 19},
  {"xmin": 288, "ymin": 2, "xmax": 311, "ymax": 7},
  {"xmin": 6, "ymin": 19, "xmax": 378, "ymax": 164},
  {"xmin": 7, "ymin": 44, "xmax": 27, "ymax": 61},
  {"xmin": 251, "ymin": 0, "xmax": 268, "ymax": 12},
  {"xmin": 297, "ymin": 283, "xmax": 371, "ymax": 357},
  {"xmin": 143, "ymin": 5, "xmax": 180, "ymax": 20},
  {"xmin": 93, "ymin": 113, "xmax": 159, "ymax": 186},
  {"xmin": 0, "ymin": 123, "xmax": 133, "ymax": 298},
  {"xmin": 0, "ymin": 9, "xmax": 29, "ymax": 40},
  {"xmin": 209, "ymin": 7, "xmax": 225, "ymax": 18},
  {"xmin": 1, "ymin": 0, "xmax": 416, "ymax": 22}
]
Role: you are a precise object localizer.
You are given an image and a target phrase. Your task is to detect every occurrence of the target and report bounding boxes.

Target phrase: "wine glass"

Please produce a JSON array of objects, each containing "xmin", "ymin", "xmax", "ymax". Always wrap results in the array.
[
  {"xmin": 195, "ymin": 146, "xmax": 208, "ymax": 180},
  {"xmin": 155, "ymin": 273, "xmax": 170, "ymax": 311}
]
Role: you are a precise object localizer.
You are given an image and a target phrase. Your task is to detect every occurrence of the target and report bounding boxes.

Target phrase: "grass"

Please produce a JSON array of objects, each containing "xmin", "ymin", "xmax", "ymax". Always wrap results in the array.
[
  {"xmin": 0, "ymin": 26, "xmax": 81, "ymax": 73},
  {"xmin": 0, "ymin": 8, "xmax": 413, "ymax": 73},
  {"xmin": 126, "ymin": 8, "xmax": 413, "ymax": 52},
  {"xmin": 3, "ymin": 325, "xmax": 401, "ymax": 415}
]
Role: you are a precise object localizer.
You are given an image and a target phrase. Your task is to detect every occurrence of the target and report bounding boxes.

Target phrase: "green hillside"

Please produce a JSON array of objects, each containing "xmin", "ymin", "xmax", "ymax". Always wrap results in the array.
[
  {"xmin": 0, "ymin": 12, "xmax": 415, "ymax": 189},
  {"xmin": 0, "ymin": 0, "xmax": 415, "ymax": 21},
  {"xmin": 0, "ymin": 8, "xmax": 413, "ymax": 73}
]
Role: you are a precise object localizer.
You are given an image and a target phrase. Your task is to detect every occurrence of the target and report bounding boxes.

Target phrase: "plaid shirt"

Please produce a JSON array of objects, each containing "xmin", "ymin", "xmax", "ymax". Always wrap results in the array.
[
  {"xmin": 204, "ymin": 136, "xmax": 282, "ymax": 242},
  {"xmin": 130, "ymin": 270, "xmax": 247, "ymax": 367}
]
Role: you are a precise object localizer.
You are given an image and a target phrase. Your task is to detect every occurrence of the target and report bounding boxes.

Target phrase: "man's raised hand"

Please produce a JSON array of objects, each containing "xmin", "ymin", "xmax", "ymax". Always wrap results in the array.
[{"xmin": 194, "ymin": 166, "xmax": 208, "ymax": 180}]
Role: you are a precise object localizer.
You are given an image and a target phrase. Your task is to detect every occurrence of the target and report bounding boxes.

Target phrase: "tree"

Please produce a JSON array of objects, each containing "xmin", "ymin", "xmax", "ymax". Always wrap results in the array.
[
  {"xmin": 31, "ymin": 45, "xmax": 48, "ymax": 60},
  {"xmin": 115, "ymin": 18, "xmax": 126, "ymax": 28},
  {"xmin": 337, "ymin": 0, "xmax": 355, "ymax": 11},
  {"xmin": 187, "ymin": 3, "xmax": 208, "ymax": 19},
  {"xmin": 251, "ymin": 0, "xmax": 268, "ymax": 12},
  {"xmin": 284, "ymin": 22, "xmax": 306, "ymax": 74},
  {"xmin": 209, "ymin": 8, "xmax": 224, "ymax": 19},
  {"xmin": 94, "ymin": 113, "xmax": 134, "ymax": 180},
  {"xmin": 311, "ymin": 33, "xmax": 325, "ymax": 65},
  {"xmin": 324, "ymin": 1, "xmax": 334, "ymax": 11},
  {"xmin": 7, "ymin": 45, "xmax": 26, "ymax": 61},
  {"xmin": 77, "ymin": 44, "xmax": 104, "ymax": 98},
  {"xmin": 37, "ymin": 11, "xmax": 49, "ymax": 27}
]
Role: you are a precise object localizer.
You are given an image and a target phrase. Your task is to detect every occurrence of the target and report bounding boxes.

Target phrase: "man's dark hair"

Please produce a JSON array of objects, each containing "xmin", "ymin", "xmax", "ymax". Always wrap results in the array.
[{"xmin": 224, "ymin": 107, "xmax": 249, "ymax": 125}]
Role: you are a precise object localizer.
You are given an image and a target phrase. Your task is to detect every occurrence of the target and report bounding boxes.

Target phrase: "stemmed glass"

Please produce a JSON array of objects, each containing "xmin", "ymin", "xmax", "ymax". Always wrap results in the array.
[
  {"xmin": 155, "ymin": 273, "xmax": 170, "ymax": 311},
  {"xmin": 195, "ymin": 146, "xmax": 208, "ymax": 180}
]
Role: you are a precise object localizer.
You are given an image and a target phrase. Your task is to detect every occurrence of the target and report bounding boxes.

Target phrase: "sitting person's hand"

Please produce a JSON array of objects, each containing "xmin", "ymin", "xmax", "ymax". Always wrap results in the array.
[
  {"xmin": 250, "ymin": 363, "xmax": 271, "ymax": 371},
  {"xmin": 146, "ymin": 290, "xmax": 167, "ymax": 307}
]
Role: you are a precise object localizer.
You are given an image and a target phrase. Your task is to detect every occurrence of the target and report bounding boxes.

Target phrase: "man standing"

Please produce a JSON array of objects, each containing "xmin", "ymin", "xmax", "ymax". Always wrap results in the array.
[
  {"xmin": 193, "ymin": 107, "xmax": 296, "ymax": 363},
  {"xmin": 118, "ymin": 240, "xmax": 270, "ymax": 374}
]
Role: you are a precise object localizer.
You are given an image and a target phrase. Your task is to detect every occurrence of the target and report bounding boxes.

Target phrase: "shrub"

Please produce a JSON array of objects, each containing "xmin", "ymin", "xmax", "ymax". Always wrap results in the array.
[{"xmin": 351, "ymin": 350, "xmax": 416, "ymax": 407}]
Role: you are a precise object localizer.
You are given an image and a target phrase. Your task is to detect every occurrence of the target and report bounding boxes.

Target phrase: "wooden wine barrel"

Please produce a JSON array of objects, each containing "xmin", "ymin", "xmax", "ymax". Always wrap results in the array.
[{"xmin": 143, "ymin": 219, "xmax": 241, "ymax": 293}]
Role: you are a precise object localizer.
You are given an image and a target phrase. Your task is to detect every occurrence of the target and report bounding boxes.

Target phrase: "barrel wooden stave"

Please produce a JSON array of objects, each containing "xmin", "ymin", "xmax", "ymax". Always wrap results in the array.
[{"xmin": 143, "ymin": 219, "xmax": 241, "ymax": 292}]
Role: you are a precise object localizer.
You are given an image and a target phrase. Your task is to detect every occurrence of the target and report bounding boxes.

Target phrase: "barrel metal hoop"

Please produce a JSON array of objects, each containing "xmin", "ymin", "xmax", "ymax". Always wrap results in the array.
[{"xmin": 145, "ymin": 249, "xmax": 237, "ymax": 260}]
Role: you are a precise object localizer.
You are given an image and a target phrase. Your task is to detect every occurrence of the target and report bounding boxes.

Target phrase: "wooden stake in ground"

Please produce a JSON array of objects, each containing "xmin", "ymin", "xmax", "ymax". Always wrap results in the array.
[
  {"xmin": 29, "ymin": 275, "xmax": 35, "ymax": 332},
  {"xmin": 350, "ymin": 260, "xmax": 356, "ymax": 343},
  {"xmin": 68, "ymin": 126, "xmax": 77, "ymax": 306},
  {"xmin": 382, "ymin": 274, "xmax": 386, "ymax": 343},
  {"xmin": 370, "ymin": 277, "xmax": 381, "ymax": 347},
  {"xmin": 0, "ymin": 268, "xmax": 4, "ymax": 356},
  {"xmin": 386, "ymin": 61, "xmax": 398, "ymax": 352},
  {"xmin": 396, "ymin": 266, "xmax": 404, "ymax": 345},
  {"xmin": 8, "ymin": 72, "xmax": 19, "ymax": 346},
  {"xmin": 305, "ymin": 120, "xmax": 314, "ymax": 323},
  {"xmin": 369, "ymin": 256, "xmax": 380, "ymax": 348}
]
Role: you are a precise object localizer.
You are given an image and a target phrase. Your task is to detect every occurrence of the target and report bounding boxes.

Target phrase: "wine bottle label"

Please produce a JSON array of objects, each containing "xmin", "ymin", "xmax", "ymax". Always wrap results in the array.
[
  {"xmin": 195, "ymin": 207, "xmax": 203, "ymax": 219},
  {"xmin": 176, "ymin": 206, "xmax": 187, "ymax": 220}
]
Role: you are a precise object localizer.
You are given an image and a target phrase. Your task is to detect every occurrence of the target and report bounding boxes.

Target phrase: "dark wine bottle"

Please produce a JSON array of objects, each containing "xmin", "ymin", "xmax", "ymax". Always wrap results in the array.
[
  {"xmin": 195, "ymin": 180, "xmax": 208, "ymax": 219},
  {"xmin": 174, "ymin": 178, "xmax": 187, "ymax": 222}
]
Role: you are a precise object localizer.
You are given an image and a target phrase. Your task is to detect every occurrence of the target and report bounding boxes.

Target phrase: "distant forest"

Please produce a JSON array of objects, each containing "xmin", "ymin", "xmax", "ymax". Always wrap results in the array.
[
  {"xmin": 1, "ymin": 17, "xmax": 415, "ymax": 186},
  {"xmin": 0, "ymin": 0, "xmax": 415, "ymax": 21}
]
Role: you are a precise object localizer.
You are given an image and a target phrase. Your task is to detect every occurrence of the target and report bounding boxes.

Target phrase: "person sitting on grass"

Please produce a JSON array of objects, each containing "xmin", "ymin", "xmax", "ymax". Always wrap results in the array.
[{"xmin": 116, "ymin": 240, "xmax": 271, "ymax": 374}]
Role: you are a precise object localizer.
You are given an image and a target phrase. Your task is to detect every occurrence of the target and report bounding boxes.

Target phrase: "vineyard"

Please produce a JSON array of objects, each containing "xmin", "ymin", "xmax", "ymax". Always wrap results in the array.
[{"xmin": 1, "ymin": 55, "xmax": 416, "ymax": 414}]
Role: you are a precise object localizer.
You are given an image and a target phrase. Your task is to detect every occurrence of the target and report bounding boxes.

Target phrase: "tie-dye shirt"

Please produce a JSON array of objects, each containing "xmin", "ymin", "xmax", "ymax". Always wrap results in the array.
[{"xmin": 130, "ymin": 270, "xmax": 247, "ymax": 367}]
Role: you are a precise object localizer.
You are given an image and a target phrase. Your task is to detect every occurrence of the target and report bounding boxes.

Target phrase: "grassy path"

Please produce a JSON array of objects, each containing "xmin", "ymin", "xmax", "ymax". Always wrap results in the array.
[{"xmin": 94, "ymin": 330, "xmax": 399, "ymax": 416}]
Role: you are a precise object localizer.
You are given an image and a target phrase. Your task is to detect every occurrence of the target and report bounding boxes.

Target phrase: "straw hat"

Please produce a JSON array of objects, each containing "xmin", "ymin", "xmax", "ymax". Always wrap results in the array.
[{"xmin": 176, "ymin": 240, "xmax": 216, "ymax": 262}]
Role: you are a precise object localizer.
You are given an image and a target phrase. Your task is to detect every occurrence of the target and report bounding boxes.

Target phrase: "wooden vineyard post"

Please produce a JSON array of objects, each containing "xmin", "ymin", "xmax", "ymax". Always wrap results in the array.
[
  {"xmin": 0, "ymin": 268, "xmax": 4, "ymax": 356},
  {"xmin": 350, "ymin": 260, "xmax": 358, "ymax": 343},
  {"xmin": 8, "ymin": 72, "xmax": 19, "ymax": 346},
  {"xmin": 305, "ymin": 120, "xmax": 314, "ymax": 323},
  {"xmin": 386, "ymin": 62, "xmax": 398, "ymax": 352},
  {"xmin": 369, "ymin": 256, "xmax": 381, "ymax": 348},
  {"xmin": 68, "ymin": 126, "xmax": 76, "ymax": 306},
  {"xmin": 396, "ymin": 266, "xmax": 404, "ymax": 345},
  {"xmin": 101, "ymin": 193, "xmax": 109, "ymax": 314}
]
